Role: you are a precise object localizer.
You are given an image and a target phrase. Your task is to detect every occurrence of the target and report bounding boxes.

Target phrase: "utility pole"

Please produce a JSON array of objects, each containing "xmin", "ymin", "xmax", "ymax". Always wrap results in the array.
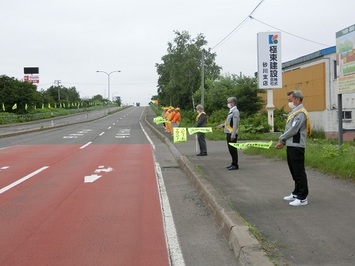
[
  {"xmin": 54, "ymin": 80, "xmax": 61, "ymax": 101},
  {"xmin": 201, "ymin": 50, "xmax": 205, "ymax": 107}
]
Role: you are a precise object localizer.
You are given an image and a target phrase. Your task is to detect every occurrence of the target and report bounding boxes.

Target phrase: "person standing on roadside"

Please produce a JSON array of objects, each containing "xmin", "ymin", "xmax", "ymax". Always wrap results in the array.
[
  {"xmin": 217, "ymin": 97, "xmax": 240, "ymax": 170},
  {"xmin": 194, "ymin": 104, "xmax": 207, "ymax": 156},
  {"xmin": 171, "ymin": 107, "xmax": 181, "ymax": 128},
  {"xmin": 275, "ymin": 90, "xmax": 312, "ymax": 207}
]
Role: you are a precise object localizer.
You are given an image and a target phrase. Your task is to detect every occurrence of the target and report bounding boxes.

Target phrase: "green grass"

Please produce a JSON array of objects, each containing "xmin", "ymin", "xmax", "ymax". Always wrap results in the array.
[
  {"xmin": 0, "ymin": 105, "xmax": 121, "ymax": 125},
  {"xmin": 243, "ymin": 139, "xmax": 355, "ymax": 180}
]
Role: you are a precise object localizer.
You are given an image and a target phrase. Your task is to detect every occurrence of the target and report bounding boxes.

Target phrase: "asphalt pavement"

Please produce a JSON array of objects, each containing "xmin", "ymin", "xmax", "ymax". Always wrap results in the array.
[
  {"xmin": 146, "ymin": 107, "xmax": 355, "ymax": 266},
  {"xmin": 0, "ymin": 107, "xmax": 121, "ymax": 136}
]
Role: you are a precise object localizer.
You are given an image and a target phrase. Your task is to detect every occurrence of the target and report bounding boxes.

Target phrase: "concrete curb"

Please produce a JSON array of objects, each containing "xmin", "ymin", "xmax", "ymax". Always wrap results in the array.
[{"xmin": 144, "ymin": 113, "xmax": 273, "ymax": 266}]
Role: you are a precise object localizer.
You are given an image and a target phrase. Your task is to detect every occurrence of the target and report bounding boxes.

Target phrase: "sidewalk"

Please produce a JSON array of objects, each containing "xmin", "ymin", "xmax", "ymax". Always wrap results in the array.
[{"xmin": 146, "ymin": 109, "xmax": 355, "ymax": 266}]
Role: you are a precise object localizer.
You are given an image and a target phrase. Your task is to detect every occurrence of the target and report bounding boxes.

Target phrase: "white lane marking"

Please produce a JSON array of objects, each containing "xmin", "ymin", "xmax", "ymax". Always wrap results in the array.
[
  {"xmin": 113, "ymin": 123, "xmax": 115, "ymax": 125},
  {"xmin": 140, "ymin": 120, "xmax": 184, "ymax": 264},
  {"xmin": 0, "ymin": 145, "xmax": 19, "ymax": 151},
  {"xmin": 155, "ymin": 161, "xmax": 185, "ymax": 266},
  {"xmin": 140, "ymin": 122, "xmax": 155, "ymax": 151},
  {"xmin": 84, "ymin": 174, "xmax": 102, "ymax": 183},
  {"xmin": 108, "ymin": 126, "xmax": 112, "ymax": 130},
  {"xmin": 0, "ymin": 166, "xmax": 10, "ymax": 171},
  {"xmin": 99, "ymin": 132, "xmax": 105, "ymax": 136},
  {"xmin": 0, "ymin": 166, "xmax": 49, "ymax": 195},
  {"xmin": 80, "ymin": 142, "xmax": 92, "ymax": 149}
]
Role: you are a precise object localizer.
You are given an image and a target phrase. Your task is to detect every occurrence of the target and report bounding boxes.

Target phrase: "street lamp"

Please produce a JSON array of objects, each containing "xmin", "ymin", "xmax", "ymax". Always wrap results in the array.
[{"xmin": 96, "ymin": 70, "xmax": 121, "ymax": 101}]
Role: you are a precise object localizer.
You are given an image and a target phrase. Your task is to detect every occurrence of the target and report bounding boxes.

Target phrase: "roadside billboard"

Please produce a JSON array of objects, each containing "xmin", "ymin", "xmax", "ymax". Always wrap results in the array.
[
  {"xmin": 24, "ymin": 67, "xmax": 39, "ymax": 84},
  {"xmin": 336, "ymin": 24, "xmax": 355, "ymax": 94},
  {"xmin": 257, "ymin": 32, "xmax": 282, "ymax": 89}
]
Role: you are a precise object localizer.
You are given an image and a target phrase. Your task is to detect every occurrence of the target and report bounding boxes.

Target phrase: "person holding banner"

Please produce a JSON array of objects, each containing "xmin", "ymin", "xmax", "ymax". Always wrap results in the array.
[
  {"xmin": 217, "ymin": 97, "xmax": 240, "ymax": 170},
  {"xmin": 194, "ymin": 104, "xmax": 208, "ymax": 156},
  {"xmin": 171, "ymin": 107, "xmax": 181, "ymax": 128},
  {"xmin": 275, "ymin": 90, "xmax": 311, "ymax": 207}
]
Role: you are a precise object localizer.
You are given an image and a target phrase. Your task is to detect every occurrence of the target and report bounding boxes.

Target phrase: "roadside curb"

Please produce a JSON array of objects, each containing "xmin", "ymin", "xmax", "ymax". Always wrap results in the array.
[{"xmin": 144, "ymin": 113, "xmax": 273, "ymax": 266}]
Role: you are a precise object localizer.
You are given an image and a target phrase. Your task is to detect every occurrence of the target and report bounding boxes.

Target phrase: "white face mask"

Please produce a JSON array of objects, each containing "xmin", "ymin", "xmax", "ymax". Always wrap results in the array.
[
  {"xmin": 227, "ymin": 103, "xmax": 232, "ymax": 109},
  {"xmin": 288, "ymin": 101, "xmax": 295, "ymax": 109}
]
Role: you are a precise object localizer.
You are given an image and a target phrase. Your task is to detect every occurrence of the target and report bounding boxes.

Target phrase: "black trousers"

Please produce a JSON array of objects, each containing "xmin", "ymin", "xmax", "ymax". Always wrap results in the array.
[
  {"xmin": 197, "ymin": 133, "xmax": 207, "ymax": 154},
  {"xmin": 287, "ymin": 146, "xmax": 308, "ymax": 200},
  {"xmin": 226, "ymin": 133, "xmax": 238, "ymax": 166}
]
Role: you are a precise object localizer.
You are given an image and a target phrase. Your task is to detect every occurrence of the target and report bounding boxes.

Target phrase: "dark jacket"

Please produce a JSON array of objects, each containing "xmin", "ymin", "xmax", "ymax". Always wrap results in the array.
[{"xmin": 194, "ymin": 112, "xmax": 207, "ymax": 127}]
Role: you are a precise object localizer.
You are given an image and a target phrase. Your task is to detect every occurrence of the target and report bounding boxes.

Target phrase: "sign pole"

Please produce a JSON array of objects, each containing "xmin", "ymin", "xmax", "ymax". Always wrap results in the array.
[{"xmin": 266, "ymin": 89, "xmax": 275, "ymax": 132}]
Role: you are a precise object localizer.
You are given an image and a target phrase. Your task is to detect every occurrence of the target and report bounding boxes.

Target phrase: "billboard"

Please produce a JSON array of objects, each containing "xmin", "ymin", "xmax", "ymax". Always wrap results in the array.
[
  {"xmin": 336, "ymin": 24, "xmax": 355, "ymax": 94},
  {"xmin": 23, "ymin": 67, "xmax": 39, "ymax": 84},
  {"xmin": 24, "ymin": 75, "xmax": 39, "ymax": 84},
  {"xmin": 257, "ymin": 32, "xmax": 282, "ymax": 89},
  {"xmin": 24, "ymin": 67, "xmax": 39, "ymax": 74}
]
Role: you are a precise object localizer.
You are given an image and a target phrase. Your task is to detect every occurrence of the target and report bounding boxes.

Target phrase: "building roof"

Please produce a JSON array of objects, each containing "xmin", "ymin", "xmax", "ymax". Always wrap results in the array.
[{"xmin": 282, "ymin": 46, "xmax": 336, "ymax": 69}]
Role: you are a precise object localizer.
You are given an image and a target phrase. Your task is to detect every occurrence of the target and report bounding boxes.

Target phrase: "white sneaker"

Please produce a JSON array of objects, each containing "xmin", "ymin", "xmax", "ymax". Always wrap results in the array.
[
  {"xmin": 289, "ymin": 198, "xmax": 308, "ymax": 207},
  {"xmin": 283, "ymin": 194, "xmax": 297, "ymax": 201}
]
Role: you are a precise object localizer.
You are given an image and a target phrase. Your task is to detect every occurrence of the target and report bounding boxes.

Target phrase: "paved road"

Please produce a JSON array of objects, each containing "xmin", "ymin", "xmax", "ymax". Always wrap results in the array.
[
  {"xmin": 146, "ymin": 107, "xmax": 355, "ymax": 266},
  {"xmin": 0, "ymin": 107, "xmax": 120, "ymax": 136},
  {"xmin": 0, "ymin": 107, "xmax": 239, "ymax": 266}
]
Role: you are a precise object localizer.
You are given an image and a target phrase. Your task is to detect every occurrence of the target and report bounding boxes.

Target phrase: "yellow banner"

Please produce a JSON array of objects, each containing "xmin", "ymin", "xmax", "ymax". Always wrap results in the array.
[
  {"xmin": 153, "ymin": 117, "xmax": 170, "ymax": 124},
  {"xmin": 188, "ymin": 127, "xmax": 213, "ymax": 135},
  {"xmin": 173, "ymin": 128, "xmax": 187, "ymax": 143},
  {"xmin": 229, "ymin": 141, "xmax": 273, "ymax": 150}
]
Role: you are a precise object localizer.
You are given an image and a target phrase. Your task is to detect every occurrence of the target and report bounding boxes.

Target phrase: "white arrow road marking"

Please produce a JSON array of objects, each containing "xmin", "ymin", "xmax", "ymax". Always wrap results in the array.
[
  {"xmin": 0, "ymin": 166, "xmax": 49, "ymax": 195},
  {"xmin": 94, "ymin": 166, "xmax": 113, "ymax": 173},
  {"xmin": 84, "ymin": 174, "xmax": 102, "ymax": 183}
]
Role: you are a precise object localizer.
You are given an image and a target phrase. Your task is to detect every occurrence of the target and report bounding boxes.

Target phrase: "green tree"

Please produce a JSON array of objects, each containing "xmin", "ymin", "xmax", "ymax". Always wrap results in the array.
[
  {"xmin": 0, "ymin": 75, "xmax": 41, "ymax": 113},
  {"xmin": 156, "ymin": 30, "xmax": 221, "ymax": 110},
  {"xmin": 195, "ymin": 74, "xmax": 264, "ymax": 116},
  {"xmin": 91, "ymin": 94, "xmax": 104, "ymax": 101}
]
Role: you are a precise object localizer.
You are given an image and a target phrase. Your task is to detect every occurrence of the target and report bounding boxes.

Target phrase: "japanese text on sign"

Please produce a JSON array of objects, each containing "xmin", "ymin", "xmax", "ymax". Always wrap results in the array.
[{"xmin": 257, "ymin": 32, "xmax": 282, "ymax": 89}]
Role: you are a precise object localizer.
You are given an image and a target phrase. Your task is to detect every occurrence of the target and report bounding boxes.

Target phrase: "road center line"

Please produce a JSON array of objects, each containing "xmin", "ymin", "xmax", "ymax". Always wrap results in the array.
[
  {"xmin": 99, "ymin": 132, "xmax": 105, "ymax": 136},
  {"xmin": 80, "ymin": 142, "xmax": 92, "ymax": 149},
  {"xmin": 0, "ymin": 166, "xmax": 49, "ymax": 195}
]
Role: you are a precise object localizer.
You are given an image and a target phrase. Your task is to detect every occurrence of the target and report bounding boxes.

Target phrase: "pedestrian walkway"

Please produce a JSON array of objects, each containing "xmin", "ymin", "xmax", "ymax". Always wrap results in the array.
[{"xmin": 147, "ymin": 109, "xmax": 355, "ymax": 266}]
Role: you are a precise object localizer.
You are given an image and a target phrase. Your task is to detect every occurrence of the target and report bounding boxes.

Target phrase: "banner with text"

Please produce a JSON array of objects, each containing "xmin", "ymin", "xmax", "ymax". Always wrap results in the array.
[
  {"xmin": 229, "ymin": 141, "xmax": 273, "ymax": 150},
  {"xmin": 187, "ymin": 127, "xmax": 213, "ymax": 135},
  {"xmin": 153, "ymin": 117, "xmax": 170, "ymax": 125},
  {"xmin": 173, "ymin": 128, "xmax": 187, "ymax": 143}
]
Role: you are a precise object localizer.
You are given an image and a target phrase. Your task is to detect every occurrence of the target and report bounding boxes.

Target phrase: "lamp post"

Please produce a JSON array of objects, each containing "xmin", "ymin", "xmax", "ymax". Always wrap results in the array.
[{"xmin": 96, "ymin": 70, "xmax": 121, "ymax": 101}]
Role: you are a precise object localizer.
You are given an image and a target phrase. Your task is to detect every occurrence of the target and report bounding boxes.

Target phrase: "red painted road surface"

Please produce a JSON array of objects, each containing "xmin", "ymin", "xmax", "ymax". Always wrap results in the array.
[{"xmin": 0, "ymin": 144, "xmax": 170, "ymax": 266}]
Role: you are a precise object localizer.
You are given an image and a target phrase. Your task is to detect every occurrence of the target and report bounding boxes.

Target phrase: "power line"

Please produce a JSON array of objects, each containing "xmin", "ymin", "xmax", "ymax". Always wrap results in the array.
[
  {"xmin": 211, "ymin": 0, "xmax": 265, "ymax": 50},
  {"xmin": 249, "ymin": 16, "xmax": 332, "ymax": 47}
]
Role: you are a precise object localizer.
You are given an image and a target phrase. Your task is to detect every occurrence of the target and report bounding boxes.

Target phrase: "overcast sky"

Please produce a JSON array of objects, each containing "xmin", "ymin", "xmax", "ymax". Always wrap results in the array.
[{"xmin": 1, "ymin": 0, "xmax": 354, "ymax": 105}]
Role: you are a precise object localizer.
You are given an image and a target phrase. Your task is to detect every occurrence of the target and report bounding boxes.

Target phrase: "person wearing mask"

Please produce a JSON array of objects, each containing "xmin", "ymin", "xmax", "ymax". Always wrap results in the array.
[
  {"xmin": 194, "ymin": 104, "xmax": 207, "ymax": 156},
  {"xmin": 275, "ymin": 90, "xmax": 311, "ymax": 207},
  {"xmin": 217, "ymin": 97, "xmax": 240, "ymax": 170}
]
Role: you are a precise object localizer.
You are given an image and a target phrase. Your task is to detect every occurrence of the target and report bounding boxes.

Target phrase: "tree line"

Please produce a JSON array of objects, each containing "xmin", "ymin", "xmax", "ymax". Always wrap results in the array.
[
  {"xmin": 155, "ymin": 30, "xmax": 264, "ymax": 118},
  {"xmin": 0, "ymin": 75, "xmax": 111, "ymax": 113}
]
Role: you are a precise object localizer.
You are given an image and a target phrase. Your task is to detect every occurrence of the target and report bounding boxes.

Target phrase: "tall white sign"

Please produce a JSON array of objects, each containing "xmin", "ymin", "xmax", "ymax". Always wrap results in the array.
[
  {"xmin": 336, "ymin": 24, "xmax": 355, "ymax": 94},
  {"xmin": 257, "ymin": 32, "xmax": 282, "ymax": 89}
]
